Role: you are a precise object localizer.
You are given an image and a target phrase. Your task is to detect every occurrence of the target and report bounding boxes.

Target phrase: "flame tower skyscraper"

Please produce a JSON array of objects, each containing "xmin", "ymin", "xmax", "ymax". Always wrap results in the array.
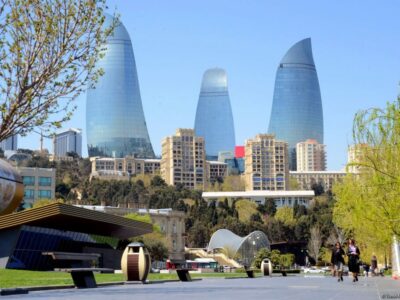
[
  {"xmin": 86, "ymin": 16, "xmax": 154, "ymax": 158},
  {"xmin": 268, "ymin": 38, "xmax": 323, "ymax": 170},
  {"xmin": 194, "ymin": 68, "xmax": 236, "ymax": 160}
]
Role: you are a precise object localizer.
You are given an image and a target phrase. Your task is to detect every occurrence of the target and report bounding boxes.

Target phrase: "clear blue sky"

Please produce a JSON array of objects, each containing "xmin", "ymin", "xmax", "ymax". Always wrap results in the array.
[{"xmin": 19, "ymin": 0, "xmax": 400, "ymax": 170}]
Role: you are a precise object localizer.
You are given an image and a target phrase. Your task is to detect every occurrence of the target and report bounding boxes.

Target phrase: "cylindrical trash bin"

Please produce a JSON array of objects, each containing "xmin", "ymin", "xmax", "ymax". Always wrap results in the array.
[
  {"xmin": 0, "ymin": 159, "xmax": 24, "ymax": 216},
  {"xmin": 121, "ymin": 242, "xmax": 151, "ymax": 282},
  {"xmin": 261, "ymin": 258, "xmax": 272, "ymax": 276}
]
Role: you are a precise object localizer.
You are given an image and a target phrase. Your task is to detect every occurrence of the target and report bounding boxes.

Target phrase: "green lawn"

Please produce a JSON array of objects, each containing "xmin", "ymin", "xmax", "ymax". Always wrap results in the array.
[{"xmin": 0, "ymin": 269, "xmax": 252, "ymax": 288}]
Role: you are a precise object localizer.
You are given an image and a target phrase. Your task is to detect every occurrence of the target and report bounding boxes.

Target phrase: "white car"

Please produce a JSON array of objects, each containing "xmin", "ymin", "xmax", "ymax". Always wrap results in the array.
[{"xmin": 303, "ymin": 267, "xmax": 326, "ymax": 274}]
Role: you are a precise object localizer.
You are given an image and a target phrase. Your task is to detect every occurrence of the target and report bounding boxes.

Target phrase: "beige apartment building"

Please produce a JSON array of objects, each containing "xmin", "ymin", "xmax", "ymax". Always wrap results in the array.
[
  {"xmin": 206, "ymin": 161, "xmax": 228, "ymax": 184},
  {"xmin": 296, "ymin": 139, "xmax": 326, "ymax": 171},
  {"xmin": 347, "ymin": 144, "xmax": 369, "ymax": 173},
  {"xmin": 290, "ymin": 171, "xmax": 346, "ymax": 191},
  {"xmin": 161, "ymin": 129, "xmax": 206, "ymax": 190},
  {"xmin": 17, "ymin": 167, "xmax": 56, "ymax": 208},
  {"xmin": 75, "ymin": 205, "xmax": 186, "ymax": 260},
  {"xmin": 90, "ymin": 156, "xmax": 161, "ymax": 180},
  {"xmin": 244, "ymin": 134, "xmax": 289, "ymax": 191}
]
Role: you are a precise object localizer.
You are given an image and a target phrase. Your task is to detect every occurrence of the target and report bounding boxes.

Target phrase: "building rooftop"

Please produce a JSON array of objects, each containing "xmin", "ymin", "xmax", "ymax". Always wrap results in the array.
[
  {"xmin": 202, "ymin": 190, "xmax": 315, "ymax": 198},
  {"xmin": 0, "ymin": 203, "xmax": 152, "ymax": 239}
]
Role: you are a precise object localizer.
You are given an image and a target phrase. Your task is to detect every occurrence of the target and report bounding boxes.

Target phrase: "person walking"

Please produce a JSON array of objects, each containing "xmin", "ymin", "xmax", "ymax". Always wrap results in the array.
[
  {"xmin": 371, "ymin": 255, "xmax": 378, "ymax": 276},
  {"xmin": 347, "ymin": 239, "xmax": 361, "ymax": 282},
  {"xmin": 331, "ymin": 242, "xmax": 345, "ymax": 282}
]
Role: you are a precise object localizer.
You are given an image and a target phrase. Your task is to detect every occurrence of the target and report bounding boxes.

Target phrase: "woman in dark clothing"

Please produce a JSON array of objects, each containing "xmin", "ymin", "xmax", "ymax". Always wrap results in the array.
[
  {"xmin": 331, "ymin": 242, "xmax": 345, "ymax": 282},
  {"xmin": 347, "ymin": 239, "xmax": 361, "ymax": 282}
]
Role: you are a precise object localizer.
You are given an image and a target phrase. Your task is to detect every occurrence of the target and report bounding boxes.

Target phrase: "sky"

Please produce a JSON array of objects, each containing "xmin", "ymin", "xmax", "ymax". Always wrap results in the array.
[{"xmin": 19, "ymin": 0, "xmax": 400, "ymax": 170}]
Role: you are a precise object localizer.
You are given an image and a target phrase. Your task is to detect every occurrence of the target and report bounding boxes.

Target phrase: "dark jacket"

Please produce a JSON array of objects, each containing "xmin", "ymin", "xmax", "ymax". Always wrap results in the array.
[{"xmin": 331, "ymin": 247, "xmax": 345, "ymax": 264}]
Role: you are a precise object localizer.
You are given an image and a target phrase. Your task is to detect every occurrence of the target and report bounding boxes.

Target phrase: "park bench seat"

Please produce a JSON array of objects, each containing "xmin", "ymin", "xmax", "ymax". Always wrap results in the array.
[
  {"xmin": 175, "ymin": 269, "xmax": 194, "ymax": 282},
  {"xmin": 42, "ymin": 251, "xmax": 113, "ymax": 288}
]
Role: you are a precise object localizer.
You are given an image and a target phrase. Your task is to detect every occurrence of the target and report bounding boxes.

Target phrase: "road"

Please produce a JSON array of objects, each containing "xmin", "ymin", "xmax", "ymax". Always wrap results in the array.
[{"xmin": 4, "ymin": 275, "xmax": 400, "ymax": 300}]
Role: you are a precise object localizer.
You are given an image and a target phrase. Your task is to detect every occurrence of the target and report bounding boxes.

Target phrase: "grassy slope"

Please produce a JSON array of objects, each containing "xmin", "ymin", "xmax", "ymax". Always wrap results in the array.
[{"xmin": 0, "ymin": 270, "xmax": 251, "ymax": 288}]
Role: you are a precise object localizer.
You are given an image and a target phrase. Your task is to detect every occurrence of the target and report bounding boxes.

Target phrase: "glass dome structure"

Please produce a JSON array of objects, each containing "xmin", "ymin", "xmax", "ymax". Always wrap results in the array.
[{"xmin": 207, "ymin": 229, "xmax": 270, "ymax": 267}]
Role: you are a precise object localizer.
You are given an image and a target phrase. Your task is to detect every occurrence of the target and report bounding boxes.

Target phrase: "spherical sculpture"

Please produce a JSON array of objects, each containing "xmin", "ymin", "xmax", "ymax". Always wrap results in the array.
[
  {"xmin": 261, "ymin": 258, "xmax": 272, "ymax": 276},
  {"xmin": 121, "ymin": 242, "xmax": 151, "ymax": 282},
  {"xmin": 0, "ymin": 159, "xmax": 24, "ymax": 215}
]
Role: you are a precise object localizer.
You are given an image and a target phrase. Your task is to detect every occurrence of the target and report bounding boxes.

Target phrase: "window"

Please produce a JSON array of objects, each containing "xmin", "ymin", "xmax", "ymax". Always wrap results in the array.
[
  {"xmin": 39, "ymin": 177, "xmax": 52, "ymax": 186},
  {"xmin": 23, "ymin": 176, "xmax": 35, "ymax": 186},
  {"xmin": 38, "ymin": 190, "xmax": 51, "ymax": 199},
  {"xmin": 24, "ymin": 189, "xmax": 34, "ymax": 199}
]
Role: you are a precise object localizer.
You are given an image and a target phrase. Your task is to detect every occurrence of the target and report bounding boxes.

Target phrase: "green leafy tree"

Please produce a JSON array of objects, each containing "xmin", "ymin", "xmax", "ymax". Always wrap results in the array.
[
  {"xmin": 252, "ymin": 248, "xmax": 271, "ymax": 268},
  {"xmin": 0, "ymin": 0, "xmax": 116, "ymax": 141},
  {"xmin": 334, "ymin": 97, "xmax": 400, "ymax": 255}
]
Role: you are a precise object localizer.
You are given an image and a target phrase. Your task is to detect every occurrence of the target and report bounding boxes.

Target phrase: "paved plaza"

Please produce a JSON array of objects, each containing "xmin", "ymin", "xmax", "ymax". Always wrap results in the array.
[{"xmin": 4, "ymin": 276, "xmax": 400, "ymax": 300}]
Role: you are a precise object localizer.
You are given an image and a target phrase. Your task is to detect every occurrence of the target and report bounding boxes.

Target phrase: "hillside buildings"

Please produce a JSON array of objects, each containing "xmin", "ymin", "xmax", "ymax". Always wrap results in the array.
[
  {"xmin": 86, "ymin": 15, "xmax": 154, "ymax": 158},
  {"xmin": 16, "ymin": 167, "xmax": 56, "ymax": 208},
  {"xmin": 290, "ymin": 171, "xmax": 346, "ymax": 192},
  {"xmin": 90, "ymin": 156, "xmax": 160, "ymax": 180},
  {"xmin": 194, "ymin": 68, "xmax": 236, "ymax": 160},
  {"xmin": 244, "ymin": 134, "xmax": 289, "ymax": 191},
  {"xmin": 53, "ymin": 128, "xmax": 82, "ymax": 158},
  {"xmin": 161, "ymin": 129, "xmax": 206, "ymax": 189},
  {"xmin": 0, "ymin": 135, "xmax": 17, "ymax": 151},
  {"xmin": 268, "ymin": 38, "xmax": 324, "ymax": 170},
  {"xmin": 296, "ymin": 139, "xmax": 326, "ymax": 171}
]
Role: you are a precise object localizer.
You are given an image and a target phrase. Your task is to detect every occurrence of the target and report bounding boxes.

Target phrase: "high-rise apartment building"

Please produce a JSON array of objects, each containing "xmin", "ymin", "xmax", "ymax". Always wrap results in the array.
[
  {"xmin": 268, "ymin": 38, "xmax": 324, "ymax": 170},
  {"xmin": 347, "ymin": 144, "xmax": 368, "ymax": 173},
  {"xmin": 86, "ymin": 15, "xmax": 154, "ymax": 158},
  {"xmin": 296, "ymin": 139, "xmax": 326, "ymax": 171},
  {"xmin": 0, "ymin": 135, "xmax": 17, "ymax": 151},
  {"xmin": 53, "ymin": 128, "xmax": 82, "ymax": 158},
  {"xmin": 244, "ymin": 134, "xmax": 289, "ymax": 191},
  {"xmin": 194, "ymin": 68, "xmax": 235, "ymax": 160},
  {"xmin": 161, "ymin": 129, "xmax": 206, "ymax": 190}
]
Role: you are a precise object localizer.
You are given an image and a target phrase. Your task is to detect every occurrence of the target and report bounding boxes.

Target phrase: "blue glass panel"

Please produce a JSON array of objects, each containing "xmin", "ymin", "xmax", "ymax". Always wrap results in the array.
[
  {"xmin": 86, "ymin": 16, "xmax": 154, "ymax": 158},
  {"xmin": 268, "ymin": 38, "xmax": 323, "ymax": 170},
  {"xmin": 194, "ymin": 68, "xmax": 236, "ymax": 159}
]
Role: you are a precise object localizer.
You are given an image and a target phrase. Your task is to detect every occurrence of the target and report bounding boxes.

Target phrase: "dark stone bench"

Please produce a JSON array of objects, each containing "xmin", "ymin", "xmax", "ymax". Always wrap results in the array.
[
  {"xmin": 246, "ymin": 270, "xmax": 255, "ymax": 278},
  {"xmin": 56, "ymin": 268, "xmax": 114, "ymax": 288},
  {"xmin": 176, "ymin": 269, "xmax": 194, "ymax": 282},
  {"xmin": 43, "ymin": 251, "xmax": 113, "ymax": 288}
]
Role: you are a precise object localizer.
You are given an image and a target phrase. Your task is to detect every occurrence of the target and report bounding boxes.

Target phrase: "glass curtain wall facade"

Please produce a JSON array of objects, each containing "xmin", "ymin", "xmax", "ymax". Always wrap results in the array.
[
  {"xmin": 194, "ymin": 68, "xmax": 236, "ymax": 160},
  {"xmin": 86, "ymin": 16, "xmax": 155, "ymax": 158},
  {"xmin": 268, "ymin": 38, "xmax": 323, "ymax": 170}
]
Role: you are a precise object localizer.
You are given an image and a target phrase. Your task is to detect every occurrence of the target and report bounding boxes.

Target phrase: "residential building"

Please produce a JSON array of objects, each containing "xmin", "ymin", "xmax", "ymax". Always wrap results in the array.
[
  {"xmin": 244, "ymin": 134, "xmax": 289, "ymax": 191},
  {"xmin": 86, "ymin": 15, "xmax": 154, "ymax": 158},
  {"xmin": 296, "ymin": 139, "xmax": 326, "ymax": 171},
  {"xmin": 0, "ymin": 135, "xmax": 17, "ymax": 151},
  {"xmin": 347, "ymin": 144, "xmax": 367, "ymax": 173},
  {"xmin": 194, "ymin": 68, "xmax": 235, "ymax": 160},
  {"xmin": 17, "ymin": 167, "xmax": 56, "ymax": 208},
  {"xmin": 202, "ymin": 190, "xmax": 314, "ymax": 207},
  {"xmin": 207, "ymin": 161, "xmax": 228, "ymax": 184},
  {"xmin": 90, "ymin": 156, "xmax": 161, "ymax": 180},
  {"xmin": 290, "ymin": 171, "xmax": 346, "ymax": 192},
  {"xmin": 53, "ymin": 128, "xmax": 82, "ymax": 158},
  {"xmin": 268, "ymin": 38, "xmax": 324, "ymax": 170},
  {"xmin": 75, "ymin": 206, "xmax": 186, "ymax": 260},
  {"xmin": 161, "ymin": 129, "xmax": 206, "ymax": 190}
]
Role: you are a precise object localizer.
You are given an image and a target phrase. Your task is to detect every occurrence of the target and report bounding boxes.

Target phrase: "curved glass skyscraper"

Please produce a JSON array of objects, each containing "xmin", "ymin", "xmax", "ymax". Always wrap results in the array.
[
  {"xmin": 86, "ymin": 16, "xmax": 155, "ymax": 158},
  {"xmin": 268, "ymin": 38, "xmax": 323, "ymax": 170},
  {"xmin": 194, "ymin": 68, "xmax": 236, "ymax": 160}
]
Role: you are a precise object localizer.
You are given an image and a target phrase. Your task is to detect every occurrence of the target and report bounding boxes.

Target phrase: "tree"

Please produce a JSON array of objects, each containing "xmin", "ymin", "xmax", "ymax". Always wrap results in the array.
[
  {"xmin": 252, "ymin": 248, "xmax": 271, "ymax": 268},
  {"xmin": 307, "ymin": 226, "xmax": 322, "ymax": 264},
  {"xmin": 333, "ymin": 97, "xmax": 400, "ymax": 254},
  {"xmin": 0, "ymin": 0, "xmax": 116, "ymax": 141}
]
